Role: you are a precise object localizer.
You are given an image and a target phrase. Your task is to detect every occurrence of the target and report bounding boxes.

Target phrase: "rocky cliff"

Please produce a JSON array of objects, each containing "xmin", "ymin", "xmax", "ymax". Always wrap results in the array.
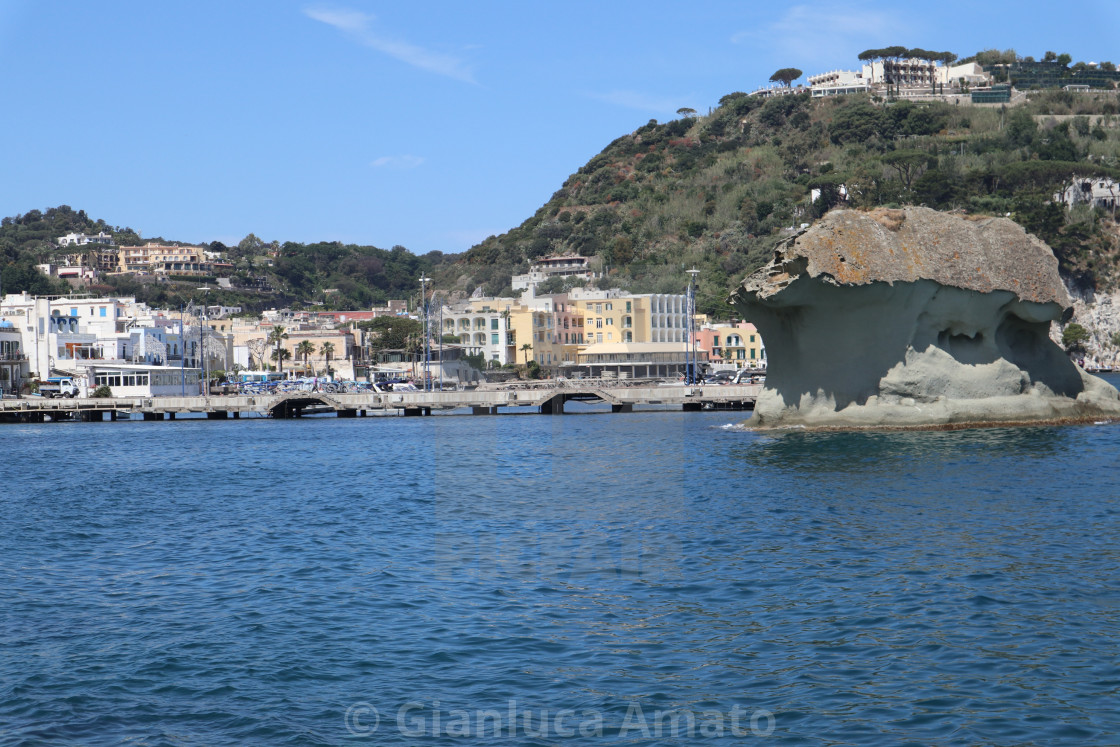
[{"xmin": 730, "ymin": 207, "xmax": 1120, "ymax": 429}]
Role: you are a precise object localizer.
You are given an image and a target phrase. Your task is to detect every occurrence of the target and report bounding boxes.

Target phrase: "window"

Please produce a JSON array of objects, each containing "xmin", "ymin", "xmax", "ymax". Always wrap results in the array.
[
  {"xmin": 491, "ymin": 318, "xmax": 499, "ymax": 330},
  {"xmin": 596, "ymin": 333, "xmax": 603, "ymax": 343},
  {"xmin": 490, "ymin": 333, "xmax": 498, "ymax": 345},
  {"xmin": 607, "ymin": 333, "xmax": 613, "ymax": 341},
  {"xmin": 750, "ymin": 335, "xmax": 756, "ymax": 342},
  {"xmin": 596, "ymin": 318, "xmax": 603, "ymax": 328},
  {"xmin": 626, "ymin": 301, "xmax": 632, "ymax": 313},
  {"xmin": 624, "ymin": 331, "xmax": 632, "ymax": 342},
  {"xmin": 713, "ymin": 336, "xmax": 720, "ymax": 347},
  {"xmin": 595, "ymin": 304, "xmax": 602, "ymax": 313},
  {"xmin": 99, "ymin": 307, "xmax": 107, "ymax": 317},
  {"xmin": 623, "ymin": 316, "xmax": 632, "ymax": 328},
  {"xmin": 70, "ymin": 308, "xmax": 78, "ymax": 317},
  {"xmin": 606, "ymin": 318, "xmax": 613, "ymax": 326},
  {"xmin": 605, "ymin": 303, "xmax": 612, "ymax": 311}
]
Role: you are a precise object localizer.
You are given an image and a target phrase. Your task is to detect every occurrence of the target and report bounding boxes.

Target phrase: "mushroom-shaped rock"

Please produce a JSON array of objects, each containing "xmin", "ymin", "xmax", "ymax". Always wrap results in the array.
[{"xmin": 729, "ymin": 207, "xmax": 1120, "ymax": 429}]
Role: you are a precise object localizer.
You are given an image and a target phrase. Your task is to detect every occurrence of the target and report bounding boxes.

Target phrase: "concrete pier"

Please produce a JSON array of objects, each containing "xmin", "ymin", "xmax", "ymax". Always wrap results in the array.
[{"xmin": 0, "ymin": 382, "xmax": 761, "ymax": 425}]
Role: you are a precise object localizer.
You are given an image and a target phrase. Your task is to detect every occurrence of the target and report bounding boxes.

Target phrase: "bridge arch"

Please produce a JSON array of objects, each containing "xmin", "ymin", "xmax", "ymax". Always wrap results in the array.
[{"xmin": 268, "ymin": 392, "xmax": 347, "ymax": 418}]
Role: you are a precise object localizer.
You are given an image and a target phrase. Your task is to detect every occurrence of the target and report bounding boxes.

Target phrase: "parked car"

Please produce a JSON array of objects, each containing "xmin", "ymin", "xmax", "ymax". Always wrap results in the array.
[{"xmin": 703, "ymin": 370, "xmax": 736, "ymax": 385}]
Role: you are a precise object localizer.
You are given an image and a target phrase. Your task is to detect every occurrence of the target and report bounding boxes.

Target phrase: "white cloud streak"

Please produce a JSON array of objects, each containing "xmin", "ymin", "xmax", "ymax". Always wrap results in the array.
[
  {"xmin": 304, "ymin": 6, "xmax": 477, "ymax": 84},
  {"xmin": 371, "ymin": 155, "xmax": 425, "ymax": 169}
]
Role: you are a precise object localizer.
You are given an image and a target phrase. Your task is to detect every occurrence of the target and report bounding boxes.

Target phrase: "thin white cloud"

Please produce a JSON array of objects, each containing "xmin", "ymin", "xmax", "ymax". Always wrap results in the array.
[
  {"xmin": 584, "ymin": 90, "xmax": 693, "ymax": 117},
  {"xmin": 733, "ymin": 4, "xmax": 906, "ymax": 69},
  {"xmin": 371, "ymin": 155, "xmax": 425, "ymax": 169},
  {"xmin": 304, "ymin": 6, "xmax": 477, "ymax": 84}
]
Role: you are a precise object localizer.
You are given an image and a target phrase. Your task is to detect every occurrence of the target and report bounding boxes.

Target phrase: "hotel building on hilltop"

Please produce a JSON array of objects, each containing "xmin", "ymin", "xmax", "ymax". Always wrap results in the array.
[{"xmin": 809, "ymin": 59, "xmax": 989, "ymax": 98}]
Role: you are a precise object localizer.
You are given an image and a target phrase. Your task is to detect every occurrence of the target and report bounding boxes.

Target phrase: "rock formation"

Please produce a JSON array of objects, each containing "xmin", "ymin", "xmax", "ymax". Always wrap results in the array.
[{"xmin": 729, "ymin": 207, "xmax": 1120, "ymax": 429}]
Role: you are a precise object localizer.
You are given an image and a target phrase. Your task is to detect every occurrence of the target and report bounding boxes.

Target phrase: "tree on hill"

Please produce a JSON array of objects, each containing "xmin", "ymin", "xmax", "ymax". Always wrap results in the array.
[
  {"xmin": 676, "ymin": 107, "xmax": 698, "ymax": 118},
  {"xmin": 882, "ymin": 149, "xmax": 935, "ymax": 192},
  {"xmin": 769, "ymin": 68, "xmax": 803, "ymax": 87},
  {"xmin": 1062, "ymin": 323, "xmax": 1090, "ymax": 353}
]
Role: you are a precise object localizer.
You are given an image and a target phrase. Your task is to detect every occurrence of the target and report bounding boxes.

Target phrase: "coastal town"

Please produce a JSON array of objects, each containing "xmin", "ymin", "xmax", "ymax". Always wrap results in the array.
[
  {"xmin": 1, "ymin": 232, "xmax": 766, "ymax": 400},
  {"xmin": 5, "ymin": 49, "xmax": 1120, "ymax": 400}
]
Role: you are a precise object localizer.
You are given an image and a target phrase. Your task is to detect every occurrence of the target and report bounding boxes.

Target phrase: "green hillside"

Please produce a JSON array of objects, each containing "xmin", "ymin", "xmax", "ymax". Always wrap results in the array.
[
  {"xmin": 455, "ymin": 88, "xmax": 1120, "ymax": 315},
  {"xmin": 0, "ymin": 207, "xmax": 450, "ymax": 312},
  {"xmin": 5, "ymin": 84, "xmax": 1120, "ymax": 318}
]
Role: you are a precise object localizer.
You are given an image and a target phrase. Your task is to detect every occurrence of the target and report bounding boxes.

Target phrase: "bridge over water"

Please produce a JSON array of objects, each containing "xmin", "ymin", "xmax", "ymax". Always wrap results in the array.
[{"xmin": 0, "ymin": 382, "xmax": 761, "ymax": 423}]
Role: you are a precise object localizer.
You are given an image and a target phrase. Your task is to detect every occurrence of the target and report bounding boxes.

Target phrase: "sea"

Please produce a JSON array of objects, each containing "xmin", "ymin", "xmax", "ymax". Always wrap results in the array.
[{"xmin": 2, "ymin": 375, "xmax": 1119, "ymax": 745}]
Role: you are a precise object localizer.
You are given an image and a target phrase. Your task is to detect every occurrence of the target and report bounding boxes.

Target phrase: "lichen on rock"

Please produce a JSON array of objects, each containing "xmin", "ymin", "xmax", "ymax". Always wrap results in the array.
[{"xmin": 730, "ymin": 206, "xmax": 1120, "ymax": 429}]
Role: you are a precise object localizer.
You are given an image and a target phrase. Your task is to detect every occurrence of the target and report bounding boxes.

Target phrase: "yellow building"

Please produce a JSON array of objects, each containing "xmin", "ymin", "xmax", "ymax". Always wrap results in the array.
[
  {"xmin": 117, "ymin": 243, "xmax": 212, "ymax": 275},
  {"xmin": 567, "ymin": 289, "xmax": 690, "ymax": 345}
]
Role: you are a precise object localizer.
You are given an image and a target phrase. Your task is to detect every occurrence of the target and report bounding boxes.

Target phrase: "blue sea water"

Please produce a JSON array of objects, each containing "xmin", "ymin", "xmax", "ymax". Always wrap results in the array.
[{"xmin": 2, "ymin": 382, "xmax": 1120, "ymax": 745}]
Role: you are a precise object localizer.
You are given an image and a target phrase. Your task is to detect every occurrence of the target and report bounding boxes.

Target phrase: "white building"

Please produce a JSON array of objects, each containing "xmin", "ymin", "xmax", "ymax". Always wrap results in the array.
[
  {"xmin": 85, "ymin": 362, "xmax": 202, "ymax": 397},
  {"xmin": 1054, "ymin": 177, "xmax": 1120, "ymax": 210},
  {"xmin": 0, "ymin": 292, "xmax": 201, "ymax": 395},
  {"xmin": 0, "ymin": 321, "xmax": 29, "ymax": 395},
  {"xmin": 57, "ymin": 231, "xmax": 114, "ymax": 247},
  {"xmin": 809, "ymin": 68, "xmax": 872, "ymax": 97},
  {"xmin": 512, "ymin": 254, "xmax": 598, "ymax": 291},
  {"xmin": 809, "ymin": 60, "xmax": 989, "ymax": 98},
  {"xmin": 440, "ymin": 299, "xmax": 515, "ymax": 366}
]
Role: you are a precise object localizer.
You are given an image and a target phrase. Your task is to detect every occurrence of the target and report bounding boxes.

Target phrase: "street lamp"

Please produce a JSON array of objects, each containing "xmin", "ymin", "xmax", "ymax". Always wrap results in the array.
[
  {"xmin": 419, "ymin": 274, "xmax": 431, "ymax": 391},
  {"xmin": 685, "ymin": 268, "xmax": 700, "ymax": 384}
]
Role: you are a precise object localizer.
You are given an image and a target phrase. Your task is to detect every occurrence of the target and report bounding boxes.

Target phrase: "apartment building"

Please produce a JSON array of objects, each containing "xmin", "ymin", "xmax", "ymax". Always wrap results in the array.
[
  {"xmin": 697, "ymin": 322, "xmax": 766, "ymax": 368},
  {"xmin": 117, "ymin": 243, "xmax": 213, "ymax": 275},
  {"xmin": 441, "ymin": 299, "xmax": 516, "ymax": 366}
]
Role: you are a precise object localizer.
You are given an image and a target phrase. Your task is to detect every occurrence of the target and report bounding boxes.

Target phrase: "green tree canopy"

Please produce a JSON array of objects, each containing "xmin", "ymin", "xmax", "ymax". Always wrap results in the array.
[
  {"xmin": 360, "ymin": 316, "xmax": 422, "ymax": 352},
  {"xmin": 882, "ymin": 149, "xmax": 935, "ymax": 190},
  {"xmin": 1062, "ymin": 323, "xmax": 1091, "ymax": 352},
  {"xmin": 769, "ymin": 68, "xmax": 803, "ymax": 87}
]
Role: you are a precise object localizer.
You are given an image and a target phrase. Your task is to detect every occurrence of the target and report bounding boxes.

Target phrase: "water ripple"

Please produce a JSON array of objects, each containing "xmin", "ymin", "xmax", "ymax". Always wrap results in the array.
[{"xmin": 2, "ymin": 410, "xmax": 1120, "ymax": 744}]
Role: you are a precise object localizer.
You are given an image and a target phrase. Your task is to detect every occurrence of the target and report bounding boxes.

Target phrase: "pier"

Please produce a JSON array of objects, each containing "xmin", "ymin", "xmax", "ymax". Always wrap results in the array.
[{"xmin": 0, "ymin": 382, "xmax": 762, "ymax": 423}]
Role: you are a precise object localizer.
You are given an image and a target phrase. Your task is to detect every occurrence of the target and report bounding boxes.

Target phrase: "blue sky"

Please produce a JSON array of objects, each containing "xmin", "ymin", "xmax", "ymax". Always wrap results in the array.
[{"xmin": 2, "ymin": 1, "xmax": 1117, "ymax": 255}]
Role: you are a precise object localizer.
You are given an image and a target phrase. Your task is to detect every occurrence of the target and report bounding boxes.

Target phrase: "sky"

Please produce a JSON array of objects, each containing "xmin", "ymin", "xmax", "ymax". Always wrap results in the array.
[{"xmin": 2, "ymin": 1, "xmax": 1118, "ymax": 255}]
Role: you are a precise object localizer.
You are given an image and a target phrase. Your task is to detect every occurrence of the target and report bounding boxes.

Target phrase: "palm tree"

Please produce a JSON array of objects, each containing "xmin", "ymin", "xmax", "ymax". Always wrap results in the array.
[
  {"xmin": 271, "ymin": 347, "xmax": 292, "ymax": 371},
  {"xmin": 296, "ymin": 340, "xmax": 316, "ymax": 375},
  {"xmin": 319, "ymin": 341, "xmax": 335, "ymax": 377},
  {"xmin": 267, "ymin": 325, "xmax": 289, "ymax": 375},
  {"xmin": 520, "ymin": 343, "xmax": 533, "ymax": 364}
]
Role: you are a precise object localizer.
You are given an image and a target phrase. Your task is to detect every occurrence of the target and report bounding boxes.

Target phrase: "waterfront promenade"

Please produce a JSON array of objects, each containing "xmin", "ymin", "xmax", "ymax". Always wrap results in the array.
[{"xmin": 0, "ymin": 381, "xmax": 762, "ymax": 422}]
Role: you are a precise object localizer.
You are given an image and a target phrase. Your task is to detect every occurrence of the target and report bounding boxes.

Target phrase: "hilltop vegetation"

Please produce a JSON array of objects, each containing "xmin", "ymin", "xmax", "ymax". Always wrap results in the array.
[
  {"xmin": 457, "ymin": 87, "xmax": 1120, "ymax": 315},
  {"xmin": 0, "ymin": 206, "xmax": 450, "ymax": 311}
]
